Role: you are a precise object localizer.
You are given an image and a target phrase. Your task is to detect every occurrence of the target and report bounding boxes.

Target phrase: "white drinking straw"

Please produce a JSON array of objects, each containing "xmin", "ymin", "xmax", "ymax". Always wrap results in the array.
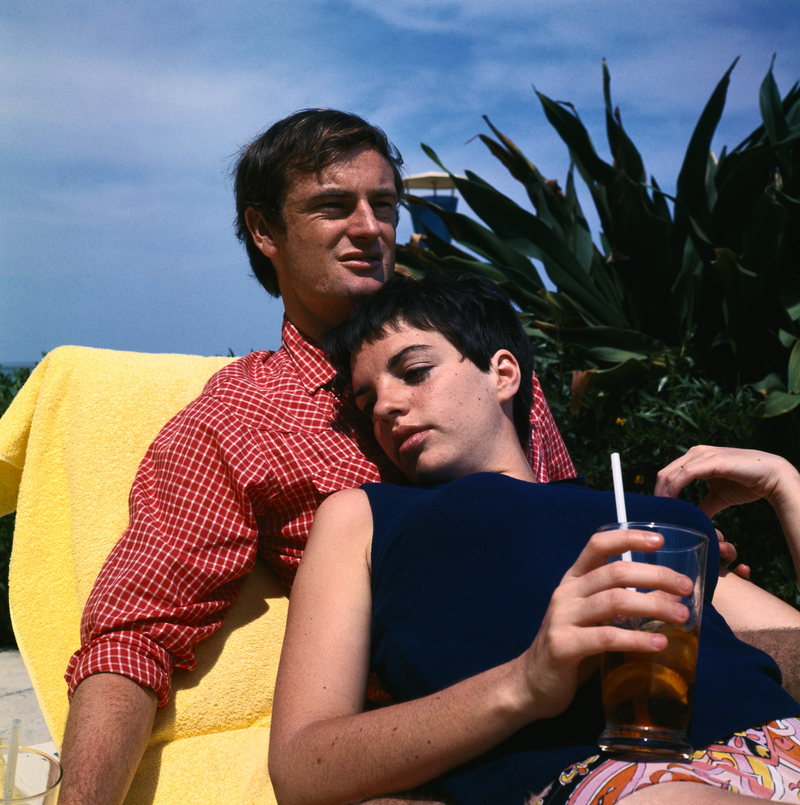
[
  {"xmin": 610, "ymin": 452, "xmax": 633, "ymax": 562},
  {"xmin": 611, "ymin": 452, "xmax": 627, "ymax": 523},
  {"xmin": 3, "ymin": 718, "xmax": 22, "ymax": 802}
]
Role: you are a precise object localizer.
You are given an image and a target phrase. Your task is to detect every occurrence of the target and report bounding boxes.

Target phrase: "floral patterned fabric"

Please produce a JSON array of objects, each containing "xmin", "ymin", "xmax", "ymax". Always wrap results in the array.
[{"xmin": 530, "ymin": 718, "xmax": 800, "ymax": 803}]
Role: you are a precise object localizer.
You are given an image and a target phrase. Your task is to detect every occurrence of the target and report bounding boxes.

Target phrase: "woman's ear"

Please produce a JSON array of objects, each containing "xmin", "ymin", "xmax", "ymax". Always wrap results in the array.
[
  {"xmin": 245, "ymin": 207, "xmax": 281, "ymax": 258},
  {"xmin": 492, "ymin": 349, "xmax": 521, "ymax": 404}
]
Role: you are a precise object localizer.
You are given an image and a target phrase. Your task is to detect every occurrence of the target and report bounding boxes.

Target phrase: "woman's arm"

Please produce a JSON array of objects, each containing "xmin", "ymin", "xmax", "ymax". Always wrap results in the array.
[
  {"xmin": 655, "ymin": 445, "xmax": 800, "ymax": 631},
  {"xmin": 655, "ymin": 446, "xmax": 800, "ymax": 581},
  {"xmin": 268, "ymin": 492, "xmax": 695, "ymax": 805}
]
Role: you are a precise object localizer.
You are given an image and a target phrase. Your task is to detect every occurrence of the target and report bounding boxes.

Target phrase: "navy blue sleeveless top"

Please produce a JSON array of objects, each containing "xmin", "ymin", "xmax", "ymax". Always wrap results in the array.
[{"xmin": 364, "ymin": 473, "xmax": 799, "ymax": 805}]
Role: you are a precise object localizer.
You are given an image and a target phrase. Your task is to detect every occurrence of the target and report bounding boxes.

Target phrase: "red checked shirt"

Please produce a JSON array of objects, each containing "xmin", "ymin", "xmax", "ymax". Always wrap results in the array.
[{"xmin": 66, "ymin": 318, "xmax": 575, "ymax": 707}]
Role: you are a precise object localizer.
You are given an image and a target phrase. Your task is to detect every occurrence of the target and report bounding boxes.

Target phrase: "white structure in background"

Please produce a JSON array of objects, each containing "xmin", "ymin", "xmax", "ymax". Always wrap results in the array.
[{"xmin": 402, "ymin": 171, "xmax": 463, "ymax": 243}]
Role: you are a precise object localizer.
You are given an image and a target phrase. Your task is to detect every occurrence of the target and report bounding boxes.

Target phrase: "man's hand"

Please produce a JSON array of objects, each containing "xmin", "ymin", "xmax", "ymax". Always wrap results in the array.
[{"xmin": 714, "ymin": 527, "xmax": 750, "ymax": 579}]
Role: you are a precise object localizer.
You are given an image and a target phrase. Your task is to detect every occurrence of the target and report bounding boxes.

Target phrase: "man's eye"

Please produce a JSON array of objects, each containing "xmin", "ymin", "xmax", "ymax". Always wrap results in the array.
[{"xmin": 374, "ymin": 202, "xmax": 398, "ymax": 220}]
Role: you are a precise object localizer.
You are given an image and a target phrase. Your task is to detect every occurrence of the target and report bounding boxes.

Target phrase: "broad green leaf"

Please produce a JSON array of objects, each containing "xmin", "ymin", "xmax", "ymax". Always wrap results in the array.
[
  {"xmin": 705, "ymin": 152, "xmax": 719, "ymax": 209},
  {"xmin": 788, "ymin": 340, "xmax": 800, "ymax": 394},
  {"xmin": 563, "ymin": 166, "xmax": 595, "ymax": 272},
  {"xmin": 603, "ymin": 59, "xmax": 646, "ymax": 183},
  {"xmin": 596, "ymin": 174, "xmax": 678, "ymax": 341},
  {"xmin": 752, "ymin": 372, "xmax": 787, "ymax": 395},
  {"xmin": 532, "ymin": 291, "xmax": 593, "ymax": 325},
  {"xmin": 755, "ymin": 390, "xmax": 800, "ymax": 417},
  {"xmin": 569, "ymin": 358, "xmax": 651, "ymax": 411},
  {"xmin": 759, "ymin": 54, "xmax": 791, "ymax": 171},
  {"xmin": 741, "ymin": 191, "xmax": 789, "ymax": 279},
  {"xmin": 711, "ymin": 134, "xmax": 800, "ymax": 249},
  {"xmin": 405, "ymin": 196, "xmax": 545, "ymax": 289},
  {"xmin": 708, "ymin": 248, "xmax": 754, "ymax": 358},
  {"xmin": 429, "ymin": 169, "xmax": 627, "ymax": 327},
  {"xmin": 423, "ymin": 252, "xmax": 552, "ymax": 316},
  {"xmin": 535, "ymin": 89, "xmax": 617, "ymax": 189},
  {"xmin": 675, "ymin": 58, "xmax": 738, "ymax": 236},
  {"xmin": 478, "ymin": 119, "xmax": 573, "ymax": 232},
  {"xmin": 477, "ymin": 123, "xmax": 540, "ymax": 193},
  {"xmin": 650, "ymin": 176, "xmax": 672, "ymax": 225},
  {"xmin": 532, "ymin": 323, "xmax": 670, "ymax": 366},
  {"xmin": 776, "ymin": 190, "xmax": 800, "ymax": 213},
  {"xmin": 421, "ymin": 142, "xmax": 453, "ymax": 175}
]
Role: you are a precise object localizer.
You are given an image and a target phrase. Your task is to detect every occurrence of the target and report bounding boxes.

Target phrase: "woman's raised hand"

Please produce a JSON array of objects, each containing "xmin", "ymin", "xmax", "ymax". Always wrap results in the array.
[
  {"xmin": 655, "ymin": 445, "xmax": 800, "ymax": 519},
  {"xmin": 518, "ymin": 527, "xmax": 693, "ymax": 721}
]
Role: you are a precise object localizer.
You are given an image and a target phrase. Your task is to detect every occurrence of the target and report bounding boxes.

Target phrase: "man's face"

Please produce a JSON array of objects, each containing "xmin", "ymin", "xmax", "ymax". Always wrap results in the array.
[
  {"xmin": 350, "ymin": 322, "xmax": 520, "ymax": 486},
  {"xmin": 253, "ymin": 146, "xmax": 398, "ymax": 341}
]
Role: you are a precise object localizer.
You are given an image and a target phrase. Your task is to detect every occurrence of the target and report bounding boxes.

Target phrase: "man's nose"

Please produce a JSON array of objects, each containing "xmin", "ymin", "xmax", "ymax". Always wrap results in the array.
[{"xmin": 348, "ymin": 200, "xmax": 381, "ymax": 239}]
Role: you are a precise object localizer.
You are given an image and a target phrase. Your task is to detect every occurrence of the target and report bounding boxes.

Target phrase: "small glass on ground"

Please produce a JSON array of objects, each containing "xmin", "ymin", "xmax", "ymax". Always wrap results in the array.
[{"xmin": 0, "ymin": 747, "xmax": 61, "ymax": 805}]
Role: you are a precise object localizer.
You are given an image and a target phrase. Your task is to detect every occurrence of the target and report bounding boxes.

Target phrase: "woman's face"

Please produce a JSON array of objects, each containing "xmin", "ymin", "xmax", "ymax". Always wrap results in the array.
[{"xmin": 350, "ymin": 322, "xmax": 525, "ymax": 485}]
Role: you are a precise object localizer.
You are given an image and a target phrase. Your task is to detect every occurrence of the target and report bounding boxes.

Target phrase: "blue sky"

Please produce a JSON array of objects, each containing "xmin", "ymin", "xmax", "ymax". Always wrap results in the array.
[{"xmin": 2, "ymin": 0, "xmax": 798, "ymax": 363}]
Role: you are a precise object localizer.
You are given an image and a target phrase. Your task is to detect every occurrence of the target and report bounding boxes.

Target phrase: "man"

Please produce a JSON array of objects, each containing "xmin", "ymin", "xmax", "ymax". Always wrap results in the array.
[{"xmin": 57, "ymin": 110, "xmax": 575, "ymax": 805}]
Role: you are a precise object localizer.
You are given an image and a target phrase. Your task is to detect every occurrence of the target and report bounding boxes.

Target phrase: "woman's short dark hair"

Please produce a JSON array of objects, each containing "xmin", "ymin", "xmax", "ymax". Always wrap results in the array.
[
  {"xmin": 233, "ymin": 109, "xmax": 404, "ymax": 297},
  {"xmin": 323, "ymin": 272, "xmax": 535, "ymax": 448}
]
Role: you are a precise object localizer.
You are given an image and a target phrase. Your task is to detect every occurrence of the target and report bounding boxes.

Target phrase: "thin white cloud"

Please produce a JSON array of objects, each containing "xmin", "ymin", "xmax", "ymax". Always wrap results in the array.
[
  {"xmin": 1, "ymin": 0, "xmax": 798, "ymax": 363},
  {"xmin": 342, "ymin": 0, "xmax": 724, "ymax": 38}
]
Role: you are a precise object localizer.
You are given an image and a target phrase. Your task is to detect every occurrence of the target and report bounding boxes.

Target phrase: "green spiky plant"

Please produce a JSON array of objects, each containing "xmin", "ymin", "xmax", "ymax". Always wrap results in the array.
[{"xmin": 397, "ymin": 57, "xmax": 800, "ymax": 414}]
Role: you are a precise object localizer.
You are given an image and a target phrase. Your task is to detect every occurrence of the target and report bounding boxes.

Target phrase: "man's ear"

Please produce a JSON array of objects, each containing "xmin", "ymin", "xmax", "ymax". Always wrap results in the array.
[
  {"xmin": 245, "ymin": 207, "xmax": 281, "ymax": 258},
  {"xmin": 493, "ymin": 349, "xmax": 521, "ymax": 404}
]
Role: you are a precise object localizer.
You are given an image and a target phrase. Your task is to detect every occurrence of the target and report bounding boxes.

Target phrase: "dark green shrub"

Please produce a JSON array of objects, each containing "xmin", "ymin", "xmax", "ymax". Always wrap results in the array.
[
  {"xmin": 1, "ymin": 365, "xmax": 32, "ymax": 648},
  {"xmin": 537, "ymin": 356, "xmax": 800, "ymax": 607}
]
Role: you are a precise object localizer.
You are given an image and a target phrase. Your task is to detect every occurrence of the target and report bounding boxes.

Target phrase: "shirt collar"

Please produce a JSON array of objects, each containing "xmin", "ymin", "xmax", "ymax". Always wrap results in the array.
[{"xmin": 281, "ymin": 316, "xmax": 336, "ymax": 394}]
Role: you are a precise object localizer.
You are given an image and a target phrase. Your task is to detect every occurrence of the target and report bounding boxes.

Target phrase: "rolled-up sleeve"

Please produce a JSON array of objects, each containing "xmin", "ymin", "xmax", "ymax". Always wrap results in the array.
[{"xmin": 65, "ymin": 395, "xmax": 269, "ymax": 708}]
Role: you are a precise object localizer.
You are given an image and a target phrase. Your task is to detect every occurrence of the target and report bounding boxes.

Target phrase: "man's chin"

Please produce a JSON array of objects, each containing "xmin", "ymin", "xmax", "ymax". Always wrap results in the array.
[
  {"xmin": 354, "ymin": 264, "xmax": 393, "ymax": 285},
  {"xmin": 344, "ymin": 276, "xmax": 393, "ymax": 304}
]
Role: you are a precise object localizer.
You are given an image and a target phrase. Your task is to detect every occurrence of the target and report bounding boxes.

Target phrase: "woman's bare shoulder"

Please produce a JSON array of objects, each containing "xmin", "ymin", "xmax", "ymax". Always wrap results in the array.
[
  {"xmin": 314, "ymin": 487, "xmax": 372, "ymax": 528},
  {"xmin": 300, "ymin": 488, "xmax": 374, "ymax": 573}
]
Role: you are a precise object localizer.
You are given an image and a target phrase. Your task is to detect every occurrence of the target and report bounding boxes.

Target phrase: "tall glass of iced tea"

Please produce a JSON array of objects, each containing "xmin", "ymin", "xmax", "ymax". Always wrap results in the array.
[{"xmin": 597, "ymin": 522, "xmax": 708, "ymax": 758}]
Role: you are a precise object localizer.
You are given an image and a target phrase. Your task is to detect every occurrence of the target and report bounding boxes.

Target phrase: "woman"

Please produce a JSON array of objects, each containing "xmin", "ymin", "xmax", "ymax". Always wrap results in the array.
[{"xmin": 268, "ymin": 274, "xmax": 800, "ymax": 805}]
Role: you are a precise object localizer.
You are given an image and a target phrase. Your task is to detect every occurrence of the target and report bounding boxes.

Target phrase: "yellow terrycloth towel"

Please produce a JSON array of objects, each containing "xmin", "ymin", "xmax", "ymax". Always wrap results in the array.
[{"xmin": 0, "ymin": 345, "xmax": 289, "ymax": 805}]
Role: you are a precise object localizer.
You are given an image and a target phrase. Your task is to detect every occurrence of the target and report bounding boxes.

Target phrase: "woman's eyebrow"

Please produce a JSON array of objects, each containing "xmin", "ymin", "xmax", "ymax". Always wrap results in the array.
[
  {"xmin": 353, "ymin": 344, "xmax": 434, "ymax": 399},
  {"xmin": 386, "ymin": 344, "xmax": 433, "ymax": 370}
]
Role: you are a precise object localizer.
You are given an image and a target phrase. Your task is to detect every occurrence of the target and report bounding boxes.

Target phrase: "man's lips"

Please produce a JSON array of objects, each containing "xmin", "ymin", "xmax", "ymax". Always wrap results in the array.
[{"xmin": 340, "ymin": 251, "xmax": 383, "ymax": 269}]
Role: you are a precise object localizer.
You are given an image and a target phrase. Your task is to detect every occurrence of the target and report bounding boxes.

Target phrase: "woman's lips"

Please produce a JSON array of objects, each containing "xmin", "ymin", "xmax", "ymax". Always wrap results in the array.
[{"xmin": 394, "ymin": 426, "xmax": 429, "ymax": 456}]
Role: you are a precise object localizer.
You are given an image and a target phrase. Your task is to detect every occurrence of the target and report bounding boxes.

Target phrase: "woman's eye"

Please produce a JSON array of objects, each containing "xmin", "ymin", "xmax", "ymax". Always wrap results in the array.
[{"xmin": 404, "ymin": 366, "xmax": 431, "ymax": 384}]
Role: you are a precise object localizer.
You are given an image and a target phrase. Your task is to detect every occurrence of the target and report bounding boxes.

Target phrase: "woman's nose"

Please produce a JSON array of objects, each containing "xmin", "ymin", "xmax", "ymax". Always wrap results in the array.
[{"xmin": 371, "ymin": 385, "xmax": 408, "ymax": 421}]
